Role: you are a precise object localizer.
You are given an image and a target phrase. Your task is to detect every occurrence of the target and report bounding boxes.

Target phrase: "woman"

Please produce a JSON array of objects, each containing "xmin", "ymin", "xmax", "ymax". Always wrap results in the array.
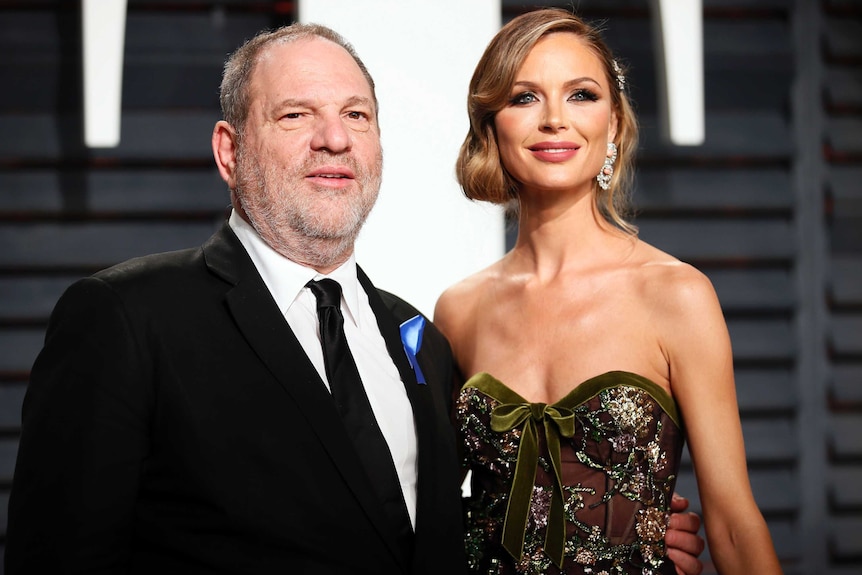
[{"xmin": 435, "ymin": 9, "xmax": 782, "ymax": 575}]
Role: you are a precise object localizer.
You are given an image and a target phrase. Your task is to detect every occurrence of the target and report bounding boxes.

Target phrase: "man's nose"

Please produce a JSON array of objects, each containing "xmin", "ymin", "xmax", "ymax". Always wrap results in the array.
[{"xmin": 310, "ymin": 113, "xmax": 351, "ymax": 153}]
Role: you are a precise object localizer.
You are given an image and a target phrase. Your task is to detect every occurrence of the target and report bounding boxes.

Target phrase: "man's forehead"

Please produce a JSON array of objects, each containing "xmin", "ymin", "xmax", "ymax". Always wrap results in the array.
[
  {"xmin": 251, "ymin": 37, "xmax": 372, "ymax": 96},
  {"xmin": 242, "ymin": 43, "xmax": 376, "ymax": 125},
  {"xmin": 256, "ymin": 37, "xmax": 352, "ymax": 74}
]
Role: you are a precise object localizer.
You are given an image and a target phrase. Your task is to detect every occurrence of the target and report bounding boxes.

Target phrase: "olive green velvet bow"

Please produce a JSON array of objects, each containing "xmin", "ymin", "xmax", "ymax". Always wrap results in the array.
[{"xmin": 490, "ymin": 401, "xmax": 575, "ymax": 568}]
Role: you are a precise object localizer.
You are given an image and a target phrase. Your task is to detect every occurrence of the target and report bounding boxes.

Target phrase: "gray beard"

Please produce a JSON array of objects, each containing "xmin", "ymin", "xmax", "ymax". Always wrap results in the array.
[{"xmin": 234, "ymin": 148, "xmax": 382, "ymax": 270}]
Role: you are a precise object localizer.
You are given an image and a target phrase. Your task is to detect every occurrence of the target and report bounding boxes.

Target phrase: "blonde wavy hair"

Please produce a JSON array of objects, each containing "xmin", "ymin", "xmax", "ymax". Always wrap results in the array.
[{"xmin": 456, "ymin": 8, "xmax": 639, "ymax": 233}]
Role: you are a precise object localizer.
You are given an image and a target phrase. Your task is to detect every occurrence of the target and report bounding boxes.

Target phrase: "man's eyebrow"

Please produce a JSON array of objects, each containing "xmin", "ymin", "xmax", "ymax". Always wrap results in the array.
[
  {"xmin": 343, "ymin": 95, "xmax": 375, "ymax": 109},
  {"xmin": 273, "ymin": 96, "xmax": 375, "ymax": 109},
  {"xmin": 273, "ymin": 98, "xmax": 312, "ymax": 110}
]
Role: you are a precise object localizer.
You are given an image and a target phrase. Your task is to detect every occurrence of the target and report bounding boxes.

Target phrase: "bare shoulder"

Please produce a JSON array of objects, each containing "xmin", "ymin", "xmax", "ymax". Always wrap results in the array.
[
  {"xmin": 434, "ymin": 262, "xmax": 502, "ymax": 338},
  {"xmin": 632, "ymin": 241, "xmax": 729, "ymax": 374},
  {"xmin": 634, "ymin": 241, "xmax": 721, "ymax": 316}
]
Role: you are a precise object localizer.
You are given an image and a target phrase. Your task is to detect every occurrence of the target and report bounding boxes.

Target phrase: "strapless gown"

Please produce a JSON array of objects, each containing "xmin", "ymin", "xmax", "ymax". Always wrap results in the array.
[{"xmin": 457, "ymin": 371, "xmax": 685, "ymax": 575}]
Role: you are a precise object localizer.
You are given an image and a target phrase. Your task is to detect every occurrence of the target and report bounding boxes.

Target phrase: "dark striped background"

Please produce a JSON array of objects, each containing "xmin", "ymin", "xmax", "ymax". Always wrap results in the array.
[{"xmin": 0, "ymin": 1, "xmax": 859, "ymax": 573}]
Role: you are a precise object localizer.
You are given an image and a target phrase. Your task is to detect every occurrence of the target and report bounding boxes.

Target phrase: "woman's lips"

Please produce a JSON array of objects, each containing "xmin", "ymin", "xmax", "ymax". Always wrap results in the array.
[{"xmin": 528, "ymin": 142, "xmax": 579, "ymax": 162}]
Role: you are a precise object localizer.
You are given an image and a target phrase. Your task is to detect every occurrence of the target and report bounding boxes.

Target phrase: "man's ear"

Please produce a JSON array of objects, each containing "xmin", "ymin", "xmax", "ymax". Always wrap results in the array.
[{"xmin": 212, "ymin": 120, "xmax": 239, "ymax": 190}]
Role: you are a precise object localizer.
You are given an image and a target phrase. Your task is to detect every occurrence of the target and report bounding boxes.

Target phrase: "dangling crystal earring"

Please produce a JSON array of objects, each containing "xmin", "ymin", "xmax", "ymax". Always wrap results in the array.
[{"xmin": 596, "ymin": 142, "xmax": 617, "ymax": 191}]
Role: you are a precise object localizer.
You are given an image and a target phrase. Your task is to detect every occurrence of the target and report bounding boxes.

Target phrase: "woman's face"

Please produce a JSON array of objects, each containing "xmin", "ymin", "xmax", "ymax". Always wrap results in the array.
[{"xmin": 494, "ymin": 32, "xmax": 617, "ymax": 197}]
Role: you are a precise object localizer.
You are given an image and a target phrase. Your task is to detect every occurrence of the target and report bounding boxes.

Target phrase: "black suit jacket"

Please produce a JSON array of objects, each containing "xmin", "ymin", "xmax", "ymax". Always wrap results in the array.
[{"xmin": 6, "ymin": 223, "xmax": 466, "ymax": 575}]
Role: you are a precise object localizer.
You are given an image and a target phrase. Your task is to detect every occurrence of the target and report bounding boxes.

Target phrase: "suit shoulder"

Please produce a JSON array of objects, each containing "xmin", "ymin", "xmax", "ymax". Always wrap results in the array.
[
  {"xmin": 376, "ymin": 289, "xmax": 450, "ymax": 349},
  {"xmin": 94, "ymin": 246, "xmax": 204, "ymax": 285},
  {"xmin": 375, "ymin": 289, "xmax": 424, "ymax": 324},
  {"xmin": 66, "ymin": 246, "xmax": 213, "ymax": 316}
]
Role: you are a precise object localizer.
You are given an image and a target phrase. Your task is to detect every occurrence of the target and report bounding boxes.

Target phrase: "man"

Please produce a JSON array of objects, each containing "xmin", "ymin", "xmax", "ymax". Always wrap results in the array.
[{"xmin": 5, "ymin": 23, "xmax": 704, "ymax": 574}]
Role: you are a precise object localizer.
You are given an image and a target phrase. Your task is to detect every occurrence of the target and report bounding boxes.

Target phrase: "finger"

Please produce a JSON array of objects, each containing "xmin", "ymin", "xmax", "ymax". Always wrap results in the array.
[
  {"xmin": 667, "ymin": 548, "xmax": 704, "ymax": 575},
  {"xmin": 668, "ymin": 510, "xmax": 702, "ymax": 534},
  {"xmin": 666, "ymin": 523, "xmax": 706, "ymax": 556},
  {"xmin": 670, "ymin": 492, "xmax": 690, "ymax": 512}
]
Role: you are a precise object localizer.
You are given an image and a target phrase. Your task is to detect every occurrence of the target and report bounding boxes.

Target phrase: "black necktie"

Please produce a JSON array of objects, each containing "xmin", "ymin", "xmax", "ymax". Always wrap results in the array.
[{"xmin": 306, "ymin": 279, "xmax": 414, "ymax": 545}]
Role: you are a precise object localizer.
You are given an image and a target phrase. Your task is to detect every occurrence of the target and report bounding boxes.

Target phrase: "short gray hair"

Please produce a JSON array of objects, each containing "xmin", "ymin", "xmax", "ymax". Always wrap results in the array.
[{"xmin": 219, "ymin": 23, "xmax": 378, "ymax": 138}]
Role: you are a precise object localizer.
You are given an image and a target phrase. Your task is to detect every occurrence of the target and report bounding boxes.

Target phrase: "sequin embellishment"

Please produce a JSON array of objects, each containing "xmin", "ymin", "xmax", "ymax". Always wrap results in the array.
[{"xmin": 458, "ymin": 372, "xmax": 684, "ymax": 575}]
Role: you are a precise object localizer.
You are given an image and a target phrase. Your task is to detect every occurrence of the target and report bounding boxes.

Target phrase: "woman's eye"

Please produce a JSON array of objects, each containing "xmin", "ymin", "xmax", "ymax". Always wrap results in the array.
[
  {"xmin": 510, "ymin": 92, "xmax": 538, "ymax": 105},
  {"xmin": 570, "ymin": 89, "xmax": 599, "ymax": 102}
]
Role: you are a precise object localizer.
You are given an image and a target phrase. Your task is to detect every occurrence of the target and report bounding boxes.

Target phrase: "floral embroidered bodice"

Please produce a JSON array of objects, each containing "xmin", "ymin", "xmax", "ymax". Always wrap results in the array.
[{"xmin": 457, "ymin": 371, "xmax": 685, "ymax": 575}]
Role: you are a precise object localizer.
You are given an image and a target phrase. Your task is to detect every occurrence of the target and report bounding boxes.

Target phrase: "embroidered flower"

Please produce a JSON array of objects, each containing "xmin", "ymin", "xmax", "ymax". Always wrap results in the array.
[
  {"xmin": 574, "ymin": 547, "xmax": 597, "ymax": 565},
  {"xmin": 610, "ymin": 433, "xmax": 636, "ymax": 452},
  {"xmin": 635, "ymin": 507, "xmax": 668, "ymax": 542},
  {"xmin": 604, "ymin": 387, "xmax": 653, "ymax": 437},
  {"xmin": 646, "ymin": 441, "xmax": 667, "ymax": 473},
  {"xmin": 529, "ymin": 486, "xmax": 552, "ymax": 529}
]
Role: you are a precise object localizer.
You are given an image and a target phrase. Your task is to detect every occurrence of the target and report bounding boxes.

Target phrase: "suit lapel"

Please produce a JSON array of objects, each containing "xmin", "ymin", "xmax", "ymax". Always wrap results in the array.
[
  {"xmin": 358, "ymin": 268, "xmax": 442, "ymax": 544},
  {"xmin": 202, "ymin": 225, "xmax": 410, "ymax": 571},
  {"xmin": 358, "ymin": 268, "xmax": 418, "ymax": 389}
]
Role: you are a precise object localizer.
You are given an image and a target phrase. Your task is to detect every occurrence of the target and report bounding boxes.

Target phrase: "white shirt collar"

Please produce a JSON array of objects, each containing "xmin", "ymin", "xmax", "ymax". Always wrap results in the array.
[{"xmin": 228, "ymin": 210, "xmax": 363, "ymax": 327}]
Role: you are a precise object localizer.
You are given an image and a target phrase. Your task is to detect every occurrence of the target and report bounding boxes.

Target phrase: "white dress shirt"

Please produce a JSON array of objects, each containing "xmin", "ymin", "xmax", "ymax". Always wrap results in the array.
[{"xmin": 229, "ymin": 211, "xmax": 419, "ymax": 527}]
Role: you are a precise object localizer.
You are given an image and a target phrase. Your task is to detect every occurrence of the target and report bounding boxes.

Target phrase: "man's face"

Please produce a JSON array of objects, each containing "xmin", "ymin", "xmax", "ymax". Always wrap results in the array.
[{"xmin": 232, "ymin": 37, "xmax": 383, "ymax": 267}]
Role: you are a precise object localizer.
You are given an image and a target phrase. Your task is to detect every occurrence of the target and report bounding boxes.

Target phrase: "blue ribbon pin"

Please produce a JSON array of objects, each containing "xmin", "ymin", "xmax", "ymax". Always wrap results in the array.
[{"xmin": 399, "ymin": 315, "xmax": 427, "ymax": 384}]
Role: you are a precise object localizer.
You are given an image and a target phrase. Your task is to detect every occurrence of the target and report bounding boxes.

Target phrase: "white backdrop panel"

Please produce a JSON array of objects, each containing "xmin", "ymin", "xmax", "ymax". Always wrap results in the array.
[{"xmin": 300, "ymin": 0, "xmax": 505, "ymax": 316}]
